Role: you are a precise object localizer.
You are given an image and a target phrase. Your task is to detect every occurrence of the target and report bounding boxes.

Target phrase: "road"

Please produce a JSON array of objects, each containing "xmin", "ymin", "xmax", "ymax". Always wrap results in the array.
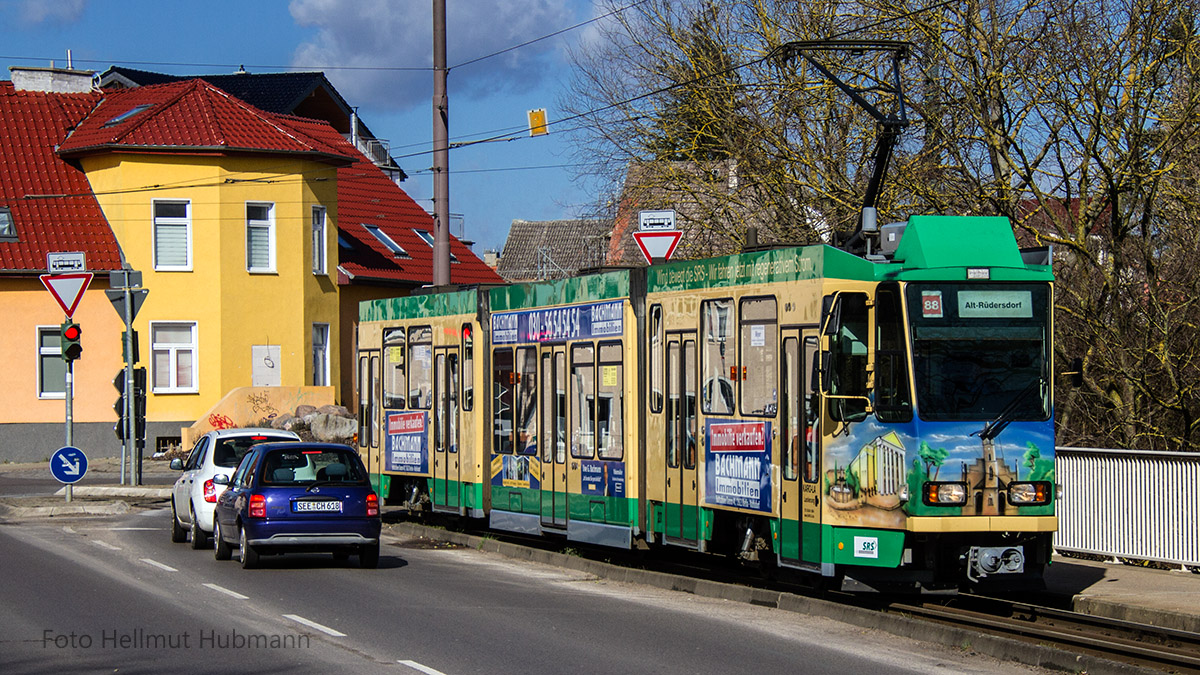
[{"xmin": 0, "ymin": 506, "xmax": 1050, "ymax": 674}]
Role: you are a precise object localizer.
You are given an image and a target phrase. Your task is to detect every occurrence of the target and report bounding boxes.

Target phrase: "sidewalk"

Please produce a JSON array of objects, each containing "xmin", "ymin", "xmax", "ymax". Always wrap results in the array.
[{"xmin": 1043, "ymin": 554, "xmax": 1200, "ymax": 633}]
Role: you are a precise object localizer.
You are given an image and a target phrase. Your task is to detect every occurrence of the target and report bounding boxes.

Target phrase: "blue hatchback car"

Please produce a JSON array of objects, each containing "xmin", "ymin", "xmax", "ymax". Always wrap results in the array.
[{"xmin": 212, "ymin": 442, "xmax": 382, "ymax": 569}]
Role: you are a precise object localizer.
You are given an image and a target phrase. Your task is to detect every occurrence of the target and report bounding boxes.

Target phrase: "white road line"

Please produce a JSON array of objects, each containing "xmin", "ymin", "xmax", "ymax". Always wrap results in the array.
[
  {"xmin": 90, "ymin": 540, "xmax": 120, "ymax": 550},
  {"xmin": 139, "ymin": 558, "xmax": 178, "ymax": 572},
  {"xmin": 398, "ymin": 660, "xmax": 449, "ymax": 675},
  {"xmin": 110, "ymin": 527, "xmax": 158, "ymax": 531},
  {"xmin": 61, "ymin": 526, "xmax": 77, "ymax": 534},
  {"xmin": 202, "ymin": 583, "xmax": 249, "ymax": 600},
  {"xmin": 282, "ymin": 614, "xmax": 346, "ymax": 637}
]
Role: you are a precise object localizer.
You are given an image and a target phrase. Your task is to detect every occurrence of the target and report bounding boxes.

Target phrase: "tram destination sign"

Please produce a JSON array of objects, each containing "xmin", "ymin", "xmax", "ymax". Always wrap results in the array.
[{"xmin": 491, "ymin": 300, "xmax": 624, "ymax": 345}]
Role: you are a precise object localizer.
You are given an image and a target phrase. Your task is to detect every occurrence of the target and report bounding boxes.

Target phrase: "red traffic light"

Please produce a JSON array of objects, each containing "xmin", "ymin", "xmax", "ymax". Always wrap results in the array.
[{"xmin": 63, "ymin": 324, "xmax": 81, "ymax": 341}]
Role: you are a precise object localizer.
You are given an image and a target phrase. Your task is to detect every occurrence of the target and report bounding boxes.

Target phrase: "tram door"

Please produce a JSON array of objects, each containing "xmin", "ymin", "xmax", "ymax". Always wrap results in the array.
[
  {"xmin": 540, "ymin": 346, "xmax": 568, "ymax": 529},
  {"xmin": 357, "ymin": 350, "xmax": 380, "ymax": 474},
  {"xmin": 779, "ymin": 330, "xmax": 803, "ymax": 564},
  {"xmin": 665, "ymin": 334, "xmax": 699, "ymax": 545},
  {"xmin": 432, "ymin": 348, "xmax": 461, "ymax": 512}
]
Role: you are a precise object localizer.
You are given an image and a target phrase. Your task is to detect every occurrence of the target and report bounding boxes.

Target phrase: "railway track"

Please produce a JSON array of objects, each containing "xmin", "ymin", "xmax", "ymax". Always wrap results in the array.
[
  {"xmin": 891, "ymin": 595, "xmax": 1200, "ymax": 674},
  {"xmin": 389, "ymin": 515, "xmax": 1200, "ymax": 673}
]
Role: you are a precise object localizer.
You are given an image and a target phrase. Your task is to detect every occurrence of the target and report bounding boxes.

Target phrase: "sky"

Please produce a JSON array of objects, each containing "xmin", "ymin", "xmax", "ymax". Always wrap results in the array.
[{"xmin": 0, "ymin": 0, "xmax": 607, "ymax": 255}]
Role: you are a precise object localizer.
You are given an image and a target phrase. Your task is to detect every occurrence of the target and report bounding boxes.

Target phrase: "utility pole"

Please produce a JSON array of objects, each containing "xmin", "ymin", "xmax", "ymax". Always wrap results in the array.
[{"xmin": 431, "ymin": 0, "xmax": 451, "ymax": 287}]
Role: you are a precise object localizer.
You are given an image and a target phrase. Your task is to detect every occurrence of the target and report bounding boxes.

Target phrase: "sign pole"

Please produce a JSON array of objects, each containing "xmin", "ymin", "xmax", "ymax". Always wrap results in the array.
[
  {"xmin": 123, "ymin": 284, "xmax": 139, "ymax": 486},
  {"xmin": 65, "ymin": 357, "xmax": 73, "ymax": 503}
]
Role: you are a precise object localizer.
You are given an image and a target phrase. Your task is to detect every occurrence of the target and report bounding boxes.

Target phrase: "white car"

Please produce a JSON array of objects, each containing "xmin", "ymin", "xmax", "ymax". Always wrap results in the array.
[{"xmin": 170, "ymin": 428, "xmax": 299, "ymax": 548}]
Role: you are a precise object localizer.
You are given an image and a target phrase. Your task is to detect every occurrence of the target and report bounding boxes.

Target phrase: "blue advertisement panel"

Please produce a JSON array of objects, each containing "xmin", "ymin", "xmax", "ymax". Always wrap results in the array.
[
  {"xmin": 491, "ymin": 300, "xmax": 624, "ymax": 345},
  {"xmin": 704, "ymin": 420, "xmax": 772, "ymax": 513},
  {"xmin": 385, "ymin": 411, "xmax": 429, "ymax": 474},
  {"xmin": 581, "ymin": 460, "xmax": 626, "ymax": 497}
]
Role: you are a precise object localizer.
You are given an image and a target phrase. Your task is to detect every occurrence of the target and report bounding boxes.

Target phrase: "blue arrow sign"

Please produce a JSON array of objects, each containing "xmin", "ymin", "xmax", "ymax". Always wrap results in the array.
[{"xmin": 50, "ymin": 446, "xmax": 88, "ymax": 484}]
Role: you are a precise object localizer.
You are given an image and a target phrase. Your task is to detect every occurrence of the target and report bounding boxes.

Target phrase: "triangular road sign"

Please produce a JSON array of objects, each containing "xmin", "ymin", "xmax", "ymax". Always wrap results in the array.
[
  {"xmin": 633, "ymin": 230, "xmax": 683, "ymax": 264},
  {"xmin": 40, "ymin": 273, "xmax": 93, "ymax": 318}
]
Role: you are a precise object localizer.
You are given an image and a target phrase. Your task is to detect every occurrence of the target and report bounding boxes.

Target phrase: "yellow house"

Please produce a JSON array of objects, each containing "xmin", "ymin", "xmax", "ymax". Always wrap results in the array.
[{"xmin": 56, "ymin": 79, "xmax": 353, "ymax": 438}]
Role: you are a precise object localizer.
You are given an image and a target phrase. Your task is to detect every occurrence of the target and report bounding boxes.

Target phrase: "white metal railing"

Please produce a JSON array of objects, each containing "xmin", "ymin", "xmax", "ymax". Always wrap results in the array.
[{"xmin": 1055, "ymin": 447, "xmax": 1200, "ymax": 567}]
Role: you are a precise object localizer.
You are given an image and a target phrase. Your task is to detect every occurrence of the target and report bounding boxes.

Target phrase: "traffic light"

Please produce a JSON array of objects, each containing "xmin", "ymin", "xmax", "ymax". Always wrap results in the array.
[
  {"xmin": 60, "ymin": 321, "xmax": 82, "ymax": 362},
  {"xmin": 113, "ymin": 367, "xmax": 147, "ymax": 442}
]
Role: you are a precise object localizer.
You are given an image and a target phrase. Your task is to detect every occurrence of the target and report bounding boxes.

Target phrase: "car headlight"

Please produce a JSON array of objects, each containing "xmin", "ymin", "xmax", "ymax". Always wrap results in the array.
[
  {"xmin": 1008, "ymin": 481, "xmax": 1051, "ymax": 505},
  {"xmin": 923, "ymin": 481, "xmax": 968, "ymax": 506}
]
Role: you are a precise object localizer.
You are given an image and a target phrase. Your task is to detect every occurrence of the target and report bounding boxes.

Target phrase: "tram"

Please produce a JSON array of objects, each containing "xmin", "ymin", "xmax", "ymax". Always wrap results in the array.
[{"xmin": 355, "ymin": 214, "xmax": 1057, "ymax": 592}]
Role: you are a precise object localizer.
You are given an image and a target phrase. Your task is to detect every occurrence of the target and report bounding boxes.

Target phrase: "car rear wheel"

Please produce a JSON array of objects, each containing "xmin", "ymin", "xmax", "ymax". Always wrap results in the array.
[
  {"xmin": 213, "ymin": 519, "xmax": 232, "ymax": 561},
  {"xmin": 170, "ymin": 504, "xmax": 187, "ymax": 543},
  {"xmin": 239, "ymin": 524, "xmax": 259, "ymax": 569},
  {"xmin": 359, "ymin": 542, "xmax": 380, "ymax": 569},
  {"xmin": 189, "ymin": 504, "xmax": 208, "ymax": 550}
]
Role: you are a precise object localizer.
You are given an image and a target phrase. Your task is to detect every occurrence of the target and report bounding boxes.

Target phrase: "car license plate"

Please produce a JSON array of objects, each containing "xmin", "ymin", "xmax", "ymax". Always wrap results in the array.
[{"xmin": 293, "ymin": 500, "xmax": 342, "ymax": 513}]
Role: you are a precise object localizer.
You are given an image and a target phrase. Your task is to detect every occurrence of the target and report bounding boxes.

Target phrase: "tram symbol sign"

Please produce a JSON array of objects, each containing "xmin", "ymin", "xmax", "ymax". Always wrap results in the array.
[
  {"xmin": 40, "ymin": 272, "xmax": 94, "ymax": 319},
  {"xmin": 50, "ymin": 446, "xmax": 88, "ymax": 484}
]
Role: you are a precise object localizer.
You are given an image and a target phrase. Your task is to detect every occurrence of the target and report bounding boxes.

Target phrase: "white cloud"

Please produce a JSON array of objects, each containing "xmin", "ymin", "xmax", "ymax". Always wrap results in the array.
[
  {"xmin": 19, "ymin": 0, "xmax": 86, "ymax": 23},
  {"xmin": 288, "ymin": 0, "xmax": 578, "ymax": 110}
]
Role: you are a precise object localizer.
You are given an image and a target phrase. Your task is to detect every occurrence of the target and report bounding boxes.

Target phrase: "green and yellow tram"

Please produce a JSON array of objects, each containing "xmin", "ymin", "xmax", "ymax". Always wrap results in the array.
[{"xmin": 356, "ymin": 214, "xmax": 1057, "ymax": 592}]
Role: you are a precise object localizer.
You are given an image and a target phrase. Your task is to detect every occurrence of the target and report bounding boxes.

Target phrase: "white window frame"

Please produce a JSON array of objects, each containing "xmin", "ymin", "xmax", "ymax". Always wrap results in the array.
[
  {"xmin": 150, "ymin": 321, "xmax": 198, "ymax": 394},
  {"xmin": 312, "ymin": 323, "xmax": 330, "ymax": 386},
  {"xmin": 312, "ymin": 206, "xmax": 327, "ymax": 275},
  {"xmin": 246, "ymin": 202, "xmax": 276, "ymax": 273},
  {"xmin": 153, "ymin": 199, "xmax": 192, "ymax": 271},
  {"xmin": 413, "ymin": 228, "xmax": 458, "ymax": 262},
  {"xmin": 37, "ymin": 325, "xmax": 65, "ymax": 399},
  {"xmin": 363, "ymin": 224, "xmax": 410, "ymax": 258}
]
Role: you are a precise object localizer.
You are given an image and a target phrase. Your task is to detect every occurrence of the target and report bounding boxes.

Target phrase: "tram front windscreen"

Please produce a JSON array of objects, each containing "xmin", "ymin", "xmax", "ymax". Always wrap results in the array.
[{"xmin": 906, "ymin": 283, "xmax": 1051, "ymax": 422}]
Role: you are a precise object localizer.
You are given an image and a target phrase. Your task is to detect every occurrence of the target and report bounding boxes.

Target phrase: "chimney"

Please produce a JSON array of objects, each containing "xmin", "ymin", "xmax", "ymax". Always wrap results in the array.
[{"xmin": 10, "ymin": 65, "xmax": 96, "ymax": 93}]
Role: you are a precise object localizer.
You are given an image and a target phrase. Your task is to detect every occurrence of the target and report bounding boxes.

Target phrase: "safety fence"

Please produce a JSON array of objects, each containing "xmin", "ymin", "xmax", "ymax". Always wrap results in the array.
[{"xmin": 1055, "ymin": 446, "xmax": 1199, "ymax": 567}]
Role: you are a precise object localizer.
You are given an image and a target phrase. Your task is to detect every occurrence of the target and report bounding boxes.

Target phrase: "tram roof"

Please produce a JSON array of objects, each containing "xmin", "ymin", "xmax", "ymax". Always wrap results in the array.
[{"xmin": 359, "ymin": 288, "xmax": 478, "ymax": 322}]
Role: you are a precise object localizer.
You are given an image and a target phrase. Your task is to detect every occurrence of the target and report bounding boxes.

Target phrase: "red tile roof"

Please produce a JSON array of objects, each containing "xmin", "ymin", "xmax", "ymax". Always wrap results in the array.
[
  {"xmin": 0, "ymin": 81, "xmax": 123, "ymax": 273},
  {"xmin": 57, "ymin": 79, "xmax": 354, "ymax": 164},
  {"xmin": 287, "ymin": 114, "xmax": 503, "ymax": 286}
]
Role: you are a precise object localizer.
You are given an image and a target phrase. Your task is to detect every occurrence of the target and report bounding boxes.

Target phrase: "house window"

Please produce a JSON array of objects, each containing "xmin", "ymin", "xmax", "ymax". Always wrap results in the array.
[
  {"xmin": 37, "ymin": 326, "xmax": 66, "ymax": 399},
  {"xmin": 0, "ymin": 206, "xmax": 15, "ymax": 241},
  {"xmin": 312, "ymin": 323, "xmax": 330, "ymax": 386},
  {"xmin": 151, "ymin": 322, "xmax": 197, "ymax": 393},
  {"xmin": 246, "ymin": 203, "xmax": 275, "ymax": 273},
  {"xmin": 413, "ymin": 228, "xmax": 458, "ymax": 262},
  {"xmin": 312, "ymin": 206, "xmax": 327, "ymax": 275},
  {"xmin": 153, "ymin": 200, "xmax": 191, "ymax": 270}
]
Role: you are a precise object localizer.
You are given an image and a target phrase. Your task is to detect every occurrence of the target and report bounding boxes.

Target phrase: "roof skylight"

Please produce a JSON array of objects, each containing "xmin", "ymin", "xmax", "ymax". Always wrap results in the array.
[
  {"xmin": 0, "ymin": 207, "xmax": 15, "ymax": 240},
  {"xmin": 364, "ymin": 224, "xmax": 410, "ymax": 258},
  {"xmin": 413, "ymin": 228, "xmax": 458, "ymax": 262},
  {"xmin": 102, "ymin": 104, "xmax": 153, "ymax": 128}
]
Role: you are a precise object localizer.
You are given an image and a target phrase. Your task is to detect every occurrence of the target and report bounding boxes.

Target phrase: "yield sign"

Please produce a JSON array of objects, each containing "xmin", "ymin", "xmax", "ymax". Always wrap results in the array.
[
  {"xmin": 633, "ymin": 230, "xmax": 682, "ymax": 264},
  {"xmin": 40, "ymin": 272, "xmax": 94, "ymax": 318}
]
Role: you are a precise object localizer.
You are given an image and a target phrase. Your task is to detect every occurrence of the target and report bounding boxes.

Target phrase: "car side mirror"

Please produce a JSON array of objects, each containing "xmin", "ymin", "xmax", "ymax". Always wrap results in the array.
[
  {"xmin": 213, "ymin": 474, "xmax": 230, "ymax": 486},
  {"xmin": 170, "ymin": 458, "xmax": 184, "ymax": 471}
]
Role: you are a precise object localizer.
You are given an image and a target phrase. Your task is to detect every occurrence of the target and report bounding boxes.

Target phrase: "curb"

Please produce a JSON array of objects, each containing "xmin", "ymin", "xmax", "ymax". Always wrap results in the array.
[
  {"xmin": 383, "ymin": 522, "xmax": 1159, "ymax": 675},
  {"xmin": 53, "ymin": 486, "xmax": 172, "ymax": 499},
  {"xmin": 0, "ymin": 500, "xmax": 132, "ymax": 519}
]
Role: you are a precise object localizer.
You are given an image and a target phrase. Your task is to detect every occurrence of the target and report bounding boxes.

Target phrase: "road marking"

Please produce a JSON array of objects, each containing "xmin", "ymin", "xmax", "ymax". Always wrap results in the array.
[
  {"xmin": 90, "ymin": 540, "xmax": 120, "ymax": 550},
  {"xmin": 399, "ymin": 660, "xmax": 449, "ymax": 675},
  {"xmin": 139, "ymin": 558, "xmax": 178, "ymax": 572},
  {"xmin": 111, "ymin": 527, "xmax": 158, "ymax": 531},
  {"xmin": 283, "ymin": 614, "xmax": 346, "ymax": 637},
  {"xmin": 62, "ymin": 526, "xmax": 77, "ymax": 534},
  {"xmin": 203, "ymin": 583, "xmax": 249, "ymax": 600}
]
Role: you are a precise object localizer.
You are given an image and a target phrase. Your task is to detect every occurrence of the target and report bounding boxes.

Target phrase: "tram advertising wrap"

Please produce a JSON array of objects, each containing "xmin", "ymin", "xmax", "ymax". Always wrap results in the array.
[
  {"xmin": 705, "ymin": 420, "xmax": 772, "ymax": 513},
  {"xmin": 386, "ymin": 411, "xmax": 429, "ymax": 474},
  {"xmin": 491, "ymin": 300, "xmax": 623, "ymax": 344}
]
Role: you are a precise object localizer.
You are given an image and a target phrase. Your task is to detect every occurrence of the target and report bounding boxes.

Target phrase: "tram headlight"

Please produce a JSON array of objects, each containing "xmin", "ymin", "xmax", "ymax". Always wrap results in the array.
[
  {"xmin": 922, "ymin": 481, "xmax": 968, "ymax": 506},
  {"xmin": 1007, "ymin": 481, "xmax": 1052, "ymax": 505}
]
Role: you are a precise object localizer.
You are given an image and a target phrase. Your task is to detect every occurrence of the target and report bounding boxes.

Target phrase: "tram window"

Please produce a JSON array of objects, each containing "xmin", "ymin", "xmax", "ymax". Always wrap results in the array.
[
  {"xmin": 875, "ymin": 286, "xmax": 913, "ymax": 422},
  {"xmin": 803, "ymin": 336, "xmax": 820, "ymax": 483},
  {"xmin": 571, "ymin": 344, "xmax": 595, "ymax": 459},
  {"xmin": 827, "ymin": 293, "xmax": 869, "ymax": 422},
  {"xmin": 461, "ymin": 324, "xmax": 473, "ymax": 411},
  {"xmin": 783, "ymin": 337, "xmax": 800, "ymax": 481},
  {"xmin": 597, "ymin": 342, "xmax": 623, "ymax": 460},
  {"xmin": 555, "ymin": 350, "xmax": 566, "ymax": 464},
  {"xmin": 493, "ymin": 348, "xmax": 514, "ymax": 454},
  {"xmin": 649, "ymin": 304, "xmax": 663, "ymax": 413},
  {"xmin": 516, "ymin": 347, "xmax": 537, "ymax": 455},
  {"xmin": 408, "ymin": 326, "xmax": 433, "ymax": 409},
  {"xmin": 666, "ymin": 340, "xmax": 680, "ymax": 469},
  {"xmin": 448, "ymin": 353, "xmax": 459, "ymax": 453},
  {"xmin": 684, "ymin": 339, "xmax": 697, "ymax": 470},
  {"xmin": 701, "ymin": 299, "xmax": 735, "ymax": 415},
  {"xmin": 739, "ymin": 297, "xmax": 778, "ymax": 417},
  {"xmin": 382, "ymin": 328, "xmax": 406, "ymax": 409},
  {"xmin": 434, "ymin": 352, "xmax": 446, "ymax": 453}
]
